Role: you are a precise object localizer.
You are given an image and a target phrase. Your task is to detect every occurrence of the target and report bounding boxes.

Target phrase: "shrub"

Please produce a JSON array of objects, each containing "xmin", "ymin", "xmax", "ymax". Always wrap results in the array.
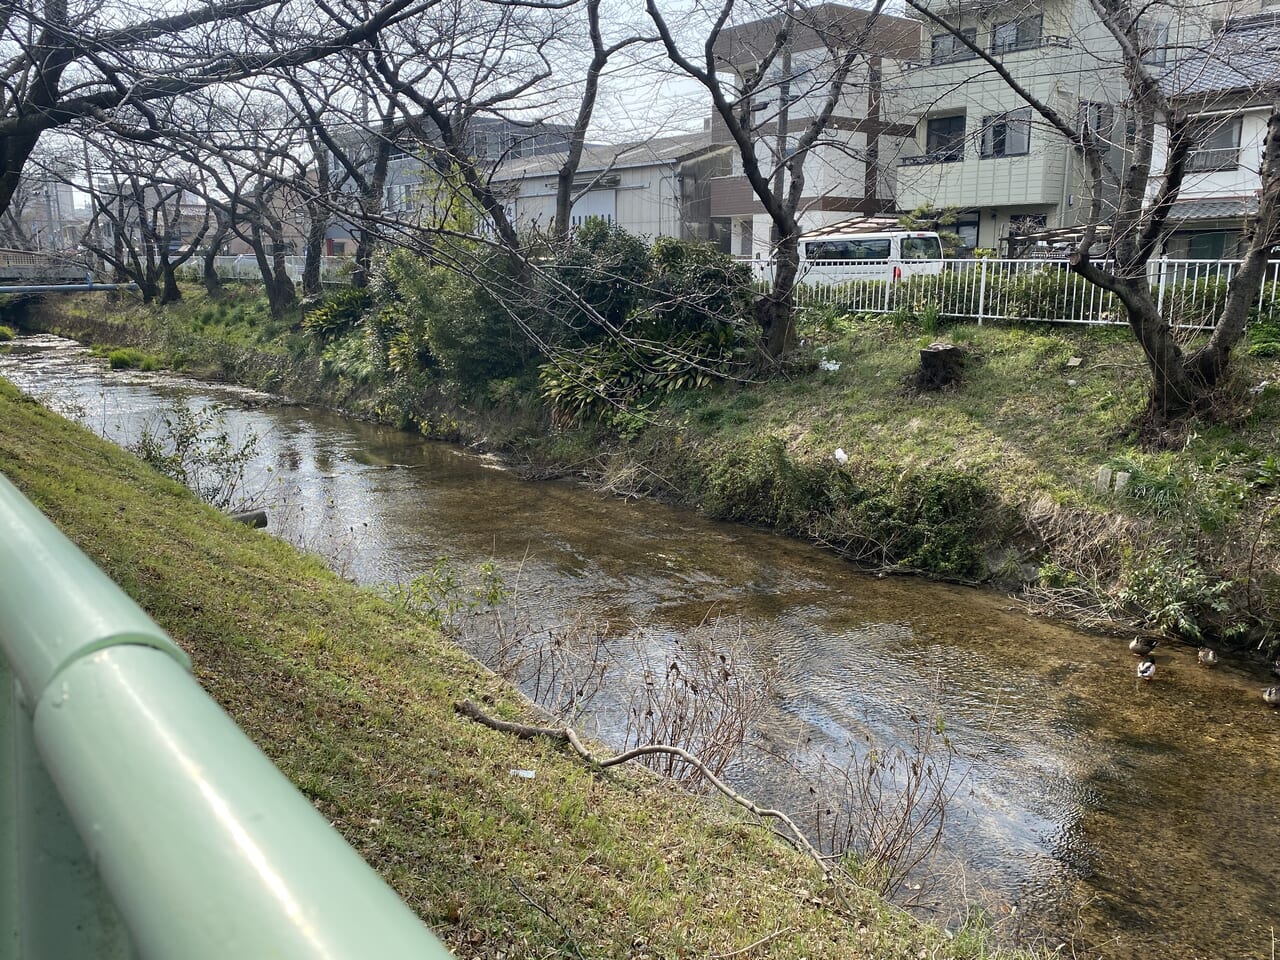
[
  {"xmin": 130, "ymin": 403, "xmax": 260, "ymax": 512},
  {"xmin": 386, "ymin": 250, "xmax": 528, "ymax": 388},
  {"xmin": 1115, "ymin": 547, "xmax": 1236, "ymax": 642},
  {"xmin": 0, "ymin": 325, "xmax": 14, "ymax": 341},
  {"xmin": 998, "ymin": 265, "xmax": 1114, "ymax": 323},
  {"xmin": 828, "ymin": 468, "xmax": 994, "ymax": 578},
  {"xmin": 302, "ymin": 288, "xmax": 372, "ymax": 338},
  {"xmin": 639, "ymin": 237, "xmax": 751, "ymax": 347},
  {"xmin": 539, "ymin": 336, "xmax": 723, "ymax": 429},
  {"xmin": 701, "ymin": 435, "xmax": 828, "ymax": 528},
  {"xmin": 550, "ymin": 219, "xmax": 652, "ymax": 341},
  {"xmin": 107, "ymin": 347, "xmax": 159, "ymax": 370}
]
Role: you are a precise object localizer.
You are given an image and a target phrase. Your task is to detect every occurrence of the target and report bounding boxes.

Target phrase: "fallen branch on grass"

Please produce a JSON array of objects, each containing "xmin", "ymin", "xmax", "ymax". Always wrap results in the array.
[{"xmin": 454, "ymin": 699, "xmax": 829, "ymax": 876}]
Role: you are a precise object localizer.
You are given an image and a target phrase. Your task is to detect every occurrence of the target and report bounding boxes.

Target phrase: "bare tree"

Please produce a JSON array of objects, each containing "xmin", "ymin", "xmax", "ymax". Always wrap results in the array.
[
  {"xmin": 78, "ymin": 141, "xmax": 210, "ymax": 304},
  {"xmin": 647, "ymin": 0, "xmax": 915, "ymax": 361},
  {"xmin": 0, "ymin": 0, "xmax": 433, "ymax": 218},
  {"xmin": 908, "ymin": 0, "xmax": 1280, "ymax": 426},
  {"xmin": 0, "ymin": 180, "xmax": 38, "ymax": 249},
  {"xmin": 549, "ymin": 0, "xmax": 653, "ymax": 241},
  {"xmin": 286, "ymin": 69, "xmax": 398, "ymax": 290}
]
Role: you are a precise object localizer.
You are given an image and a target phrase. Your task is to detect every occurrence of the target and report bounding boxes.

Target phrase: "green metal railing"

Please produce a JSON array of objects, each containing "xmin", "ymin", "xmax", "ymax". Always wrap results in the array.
[{"xmin": 0, "ymin": 473, "xmax": 453, "ymax": 959}]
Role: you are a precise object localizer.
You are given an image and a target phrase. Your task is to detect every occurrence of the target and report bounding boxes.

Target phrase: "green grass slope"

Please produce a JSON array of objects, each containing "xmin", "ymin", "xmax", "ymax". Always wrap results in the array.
[{"xmin": 0, "ymin": 377, "xmax": 1038, "ymax": 959}]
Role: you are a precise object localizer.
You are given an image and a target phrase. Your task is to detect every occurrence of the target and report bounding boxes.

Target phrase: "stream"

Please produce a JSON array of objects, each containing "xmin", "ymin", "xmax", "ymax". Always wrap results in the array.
[{"xmin": 2, "ymin": 334, "xmax": 1277, "ymax": 958}]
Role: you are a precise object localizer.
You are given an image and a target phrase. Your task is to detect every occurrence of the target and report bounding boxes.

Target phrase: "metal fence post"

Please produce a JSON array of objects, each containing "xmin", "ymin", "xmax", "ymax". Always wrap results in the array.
[
  {"xmin": 1155, "ymin": 256, "xmax": 1167, "ymax": 320},
  {"xmin": 977, "ymin": 258, "xmax": 988, "ymax": 326}
]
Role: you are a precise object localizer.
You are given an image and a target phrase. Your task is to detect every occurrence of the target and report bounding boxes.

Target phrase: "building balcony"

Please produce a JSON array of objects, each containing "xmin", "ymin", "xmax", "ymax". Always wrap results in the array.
[
  {"xmin": 898, "ymin": 150, "xmax": 964, "ymax": 166},
  {"xmin": 901, "ymin": 34, "xmax": 1071, "ymax": 71},
  {"xmin": 1185, "ymin": 148, "xmax": 1239, "ymax": 173},
  {"xmin": 895, "ymin": 150, "xmax": 1067, "ymax": 210}
]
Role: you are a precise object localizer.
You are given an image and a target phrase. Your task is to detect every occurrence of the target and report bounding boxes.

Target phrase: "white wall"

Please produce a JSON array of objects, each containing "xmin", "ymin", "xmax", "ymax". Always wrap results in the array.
[
  {"xmin": 1148, "ymin": 108, "xmax": 1268, "ymax": 203},
  {"xmin": 504, "ymin": 163, "xmax": 683, "ymax": 239}
]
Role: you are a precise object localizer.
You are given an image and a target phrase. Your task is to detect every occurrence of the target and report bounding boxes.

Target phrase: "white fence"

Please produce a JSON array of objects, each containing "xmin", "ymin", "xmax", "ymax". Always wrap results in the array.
[
  {"xmin": 740, "ymin": 257, "xmax": 1280, "ymax": 328},
  {"xmin": 185, "ymin": 255, "xmax": 352, "ymax": 285}
]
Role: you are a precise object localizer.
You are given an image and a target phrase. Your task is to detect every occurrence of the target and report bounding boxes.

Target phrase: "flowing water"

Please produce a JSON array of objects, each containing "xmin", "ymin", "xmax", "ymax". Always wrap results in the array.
[{"xmin": 2, "ymin": 334, "xmax": 1277, "ymax": 958}]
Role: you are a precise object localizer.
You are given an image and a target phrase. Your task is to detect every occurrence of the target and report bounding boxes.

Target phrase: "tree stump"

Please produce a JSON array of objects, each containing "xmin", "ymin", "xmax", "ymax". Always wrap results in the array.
[{"xmin": 915, "ymin": 342, "xmax": 967, "ymax": 391}]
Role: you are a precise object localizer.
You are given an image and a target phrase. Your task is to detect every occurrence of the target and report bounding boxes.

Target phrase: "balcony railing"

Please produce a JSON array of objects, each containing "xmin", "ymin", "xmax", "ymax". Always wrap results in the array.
[
  {"xmin": 905, "ymin": 33, "xmax": 1070, "ymax": 67},
  {"xmin": 898, "ymin": 150, "xmax": 964, "ymax": 166},
  {"xmin": 991, "ymin": 33, "xmax": 1071, "ymax": 54},
  {"xmin": 1186, "ymin": 147, "xmax": 1239, "ymax": 173}
]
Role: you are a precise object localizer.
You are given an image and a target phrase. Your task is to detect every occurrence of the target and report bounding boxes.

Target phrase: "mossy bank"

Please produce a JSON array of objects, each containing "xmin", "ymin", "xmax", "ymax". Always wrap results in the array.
[
  {"xmin": 19, "ymin": 281, "xmax": 1280, "ymax": 655},
  {"xmin": 0, "ymin": 375, "xmax": 1053, "ymax": 959}
]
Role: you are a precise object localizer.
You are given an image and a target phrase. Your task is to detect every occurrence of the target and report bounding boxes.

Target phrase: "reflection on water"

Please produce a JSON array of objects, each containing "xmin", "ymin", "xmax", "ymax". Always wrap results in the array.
[{"xmin": 3, "ymin": 335, "xmax": 1278, "ymax": 958}]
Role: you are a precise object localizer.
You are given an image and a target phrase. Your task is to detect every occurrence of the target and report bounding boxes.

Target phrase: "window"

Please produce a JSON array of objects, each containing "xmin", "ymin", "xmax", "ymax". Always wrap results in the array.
[
  {"xmin": 901, "ymin": 236, "xmax": 943, "ymax": 259},
  {"xmin": 925, "ymin": 114, "xmax": 966, "ymax": 162},
  {"xmin": 1187, "ymin": 116, "xmax": 1241, "ymax": 171},
  {"xmin": 955, "ymin": 213, "xmax": 980, "ymax": 249},
  {"xmin": 980, "ymin": 108, "xmax": 1032, "ymax": 158},
  {"xmin": 1079, "ymin": 101, "xmax": 1114, "ymax": 145},
  {"xmin": 931, "ymin": 28, "xmax": 977, "ymax": 63},
  {"xmin": 1185, "ymin": 232, "xmax": 1229, "ymax": 259},
  {"xmin": 991, "ymin": 15, "xmax": 1042, "ymax": 54},
  {"xmin": 804, "ymin": 238, "xmax": 891, "ymax": 260},
  {"xmin": 1138, "ymin": 21, "xmax": 1169, "ymax": 66}
]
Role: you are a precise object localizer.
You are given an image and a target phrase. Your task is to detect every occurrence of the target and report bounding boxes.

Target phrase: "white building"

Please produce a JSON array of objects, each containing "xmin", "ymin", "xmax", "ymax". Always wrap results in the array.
[
  {"xmin": 889, "ymin": 0, "xmax": 1144, "ymax": 251},
  {"xmin": 704, "ymin": 3, "xmax": 923, "ymax": 258},
  {"xmin": 1147, "ymin": 11, "xmax": 1280, "ymax": 258},
  {"xmin": 491, "ymin": 133, "xmax": 732, "ymax": 242}
]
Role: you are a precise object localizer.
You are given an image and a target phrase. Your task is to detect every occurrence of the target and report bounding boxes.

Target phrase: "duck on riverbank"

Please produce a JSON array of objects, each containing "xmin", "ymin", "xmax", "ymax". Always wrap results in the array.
[
  {"xmin": 1197, "ymin": 647, "xmax": 1219, "ymax": 667},
  {"xmin": 1137, "ymin": 656, "xmax": 1156, "ymax": 681},
  {"xmin": 1264, "ymin": 687, "xmax": 1280, "ymax": 707},
  {"xmin": 1130, "ymin": 636, "xmax": 1158, "ymax": 656}
]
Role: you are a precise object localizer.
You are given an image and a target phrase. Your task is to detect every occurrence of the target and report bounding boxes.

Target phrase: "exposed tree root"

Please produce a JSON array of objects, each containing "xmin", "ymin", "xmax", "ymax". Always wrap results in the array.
[{"xmin": 454, "ymin": 699, "xmax": 829, "ymax": 875}]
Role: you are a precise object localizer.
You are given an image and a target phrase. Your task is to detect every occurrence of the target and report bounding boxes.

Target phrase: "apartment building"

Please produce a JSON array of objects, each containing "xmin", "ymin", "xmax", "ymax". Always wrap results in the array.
[
  {"xmin": 888, "ymin": 0, "xmax": 1143, "ymax": 251},
  {"xmin": 705, "ymin": 3, "xmax": 923, "ymax": 258},
  {"xmin": 889, "ymin": 0, "xmax": 1280, "ymax": 253},
  {"xmin": 1148, "ymin": 10, "xmax": 1280, "ymax": 258}
]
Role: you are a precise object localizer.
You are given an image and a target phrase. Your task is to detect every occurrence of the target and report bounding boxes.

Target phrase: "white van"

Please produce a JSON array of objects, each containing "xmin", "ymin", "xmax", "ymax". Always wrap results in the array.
[{"xmin": 798, "ymin": 231, "xmax": 945, "ymax": 285}]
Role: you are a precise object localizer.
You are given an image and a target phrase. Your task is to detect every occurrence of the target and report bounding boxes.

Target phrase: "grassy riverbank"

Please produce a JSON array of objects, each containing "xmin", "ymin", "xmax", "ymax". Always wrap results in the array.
[
  {"xmin": 0, "ymin": 375, "xmax": 1047, "ymax": 959},
  {"xmin": 24, "ymin": 285, "xmax": 1280, "ymax": 654}
]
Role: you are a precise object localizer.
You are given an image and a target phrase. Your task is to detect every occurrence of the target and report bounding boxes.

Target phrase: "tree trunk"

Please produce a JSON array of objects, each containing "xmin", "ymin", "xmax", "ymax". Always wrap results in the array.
[
  {"xmin": 203, "ymin": 243, "xmax": 222, "ymax": 297},
  {"xmin": 353, "ymin": 228, "xmax": 376, "ymax": 289},
  {"xmin": 159, "ymin": 256, "xmax": 182, "ymax": 304},
  {"xmin": 760, "ymin": 234, "xmax": 800, "ymax": 360},
  {"xmin": 302, "ymin": 203, "xmax": 325, "ymax": 297}
]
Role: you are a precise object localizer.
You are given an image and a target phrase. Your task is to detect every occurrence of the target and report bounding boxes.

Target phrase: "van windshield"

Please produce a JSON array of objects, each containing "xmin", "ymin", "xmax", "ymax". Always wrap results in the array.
[
  {"xmin": 805, "ymin": 238, "xmax": 892, "ymax": 260},
  {"xmin": 901, "ymin": 236, "xmax": 943, "ymax": 259}
]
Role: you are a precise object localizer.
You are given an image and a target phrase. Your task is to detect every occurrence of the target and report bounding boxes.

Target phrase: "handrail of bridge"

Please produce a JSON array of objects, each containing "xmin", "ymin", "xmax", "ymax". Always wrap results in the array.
[{"xmin": 0, "ymin": 472, "xmax": 453, "ymax": 959}]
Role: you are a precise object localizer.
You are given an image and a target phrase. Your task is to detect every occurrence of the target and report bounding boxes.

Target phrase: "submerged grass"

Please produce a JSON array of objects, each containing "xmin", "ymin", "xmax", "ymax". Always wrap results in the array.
[{"xmin": 0, "ymin": 377, "xmax": 1041, "ymax": 959}]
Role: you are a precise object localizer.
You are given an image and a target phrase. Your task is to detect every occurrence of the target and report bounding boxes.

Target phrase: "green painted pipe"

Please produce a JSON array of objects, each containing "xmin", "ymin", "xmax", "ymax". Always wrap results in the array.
[
  {"xmin": 0, "ymin": 473, "xmax": 188, "ymax": 709},
  {"xmin": 36, "ymin": 646, "xmax": 451, "ymax": 958},
  {"xmin": 0, "ymin": 474, "xmax": 452, "ymax": 959}
]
